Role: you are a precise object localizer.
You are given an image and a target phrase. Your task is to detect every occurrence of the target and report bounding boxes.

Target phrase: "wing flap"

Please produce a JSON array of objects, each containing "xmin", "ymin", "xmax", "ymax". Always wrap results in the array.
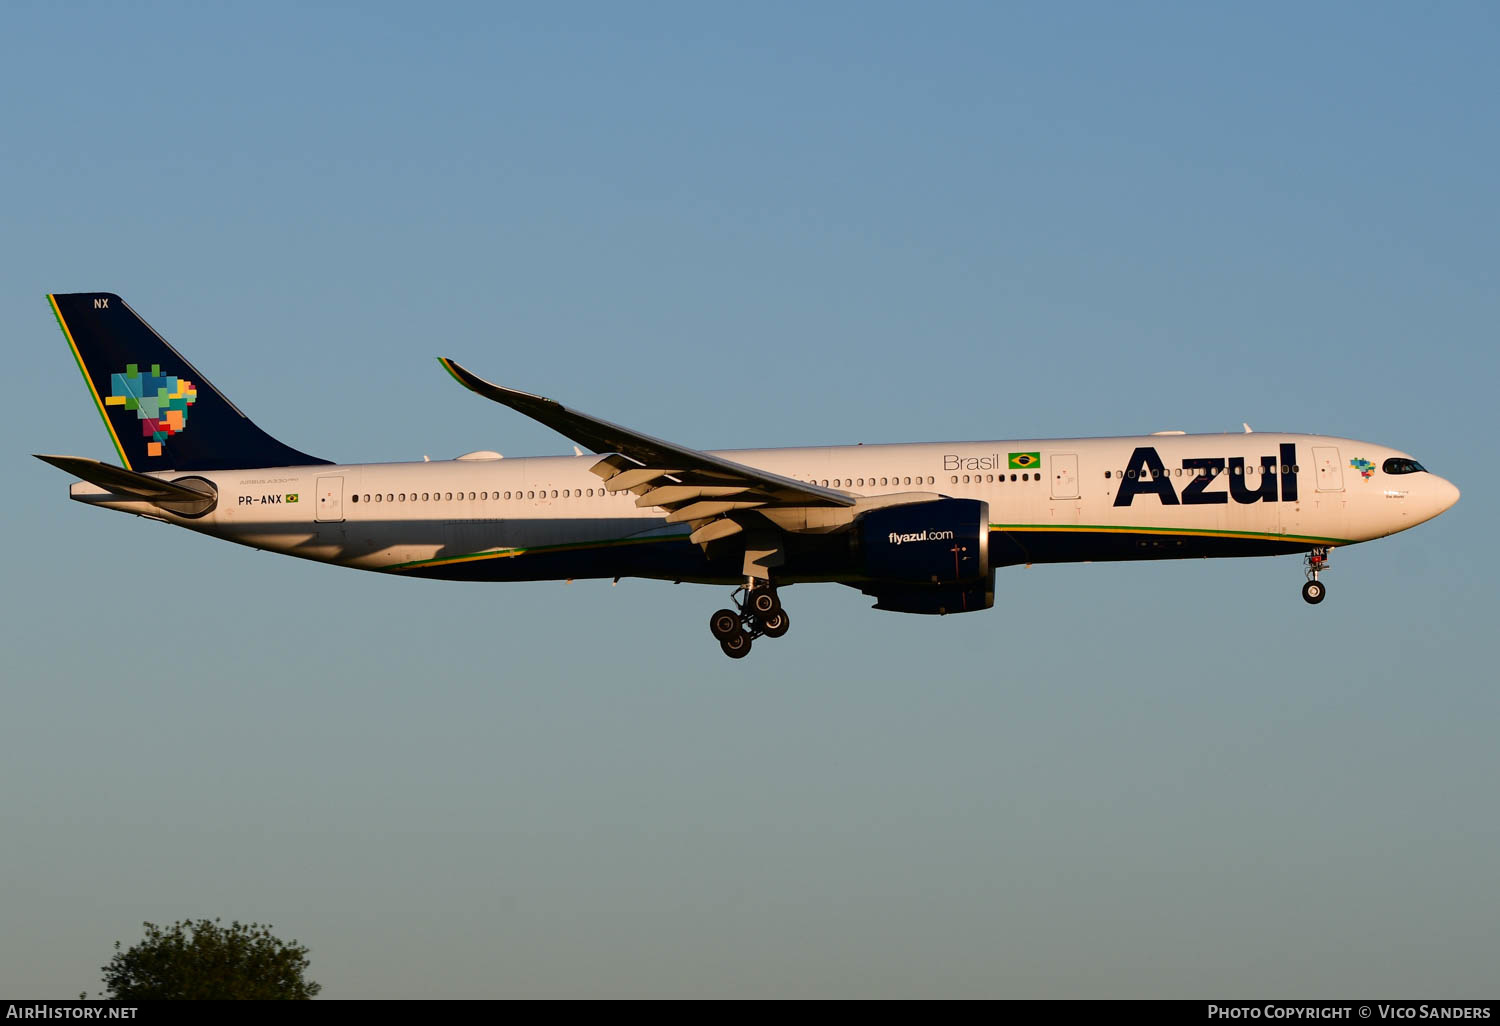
[
  {"xmin": 663, "ymin": 500, "xmax": 768, "ymax": 524},
  {"xmin": 603, "ymin": 467, "xmax": 683, "ymax": 493},
  {"xmin": 634, "ymin": 485, "xmax": 750, "ymax": 508},
  {"xmin": 689, "ymin": 518, "xmax": 746, "ymax": 545}
]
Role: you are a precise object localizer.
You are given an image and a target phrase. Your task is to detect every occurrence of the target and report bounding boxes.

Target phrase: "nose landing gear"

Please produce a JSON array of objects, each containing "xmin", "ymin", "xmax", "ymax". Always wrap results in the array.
[
  {"xmin": 1301, "ymin": 547, "xmax": 1331, "ymax": 604},
  {"xmin": 709, "ymin": 583, "xmax": 789, "ymax": 658}
]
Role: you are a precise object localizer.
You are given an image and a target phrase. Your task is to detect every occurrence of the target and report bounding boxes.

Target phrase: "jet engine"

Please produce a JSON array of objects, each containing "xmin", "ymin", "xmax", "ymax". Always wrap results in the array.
[{"xmin": 854, "ymin": 498, "xmax": 989, "ymax": 583}]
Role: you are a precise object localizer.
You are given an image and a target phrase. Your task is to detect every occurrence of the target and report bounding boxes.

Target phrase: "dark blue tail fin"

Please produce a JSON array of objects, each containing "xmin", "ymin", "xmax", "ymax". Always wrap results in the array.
[{"xmin": 49, "ymin": 292, "xmax": 331, "ymax": 471}]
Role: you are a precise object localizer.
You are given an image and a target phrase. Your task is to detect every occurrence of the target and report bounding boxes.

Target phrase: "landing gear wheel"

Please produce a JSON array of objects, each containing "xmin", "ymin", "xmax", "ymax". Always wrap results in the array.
[
  {"xmin": 1302, "ymin": 580, "xmax": 1326, "ymax": 605},
  {"xmin": 720, "ymin": 631, "xmax": 752, "ymax": 659},
  {"xmin": 748, "ymin": 590, "xmax": 781, "ymax": 617},
  {"xmin": 709, "ymin": 608, "xmax": 742, "ymax": 640},
  {"xmin": 712, "ymin": 583, "xmax": 787, "ymax": 657}
]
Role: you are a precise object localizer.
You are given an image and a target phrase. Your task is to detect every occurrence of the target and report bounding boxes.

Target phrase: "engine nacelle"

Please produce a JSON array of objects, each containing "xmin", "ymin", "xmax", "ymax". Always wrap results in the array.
[
  {"xmin": 855, "ymin": 498, "xmax": 990, "ymax": 583},
  {"xmin": 865, "ymin": 575, "xmax": 996, "ymax": 615}
]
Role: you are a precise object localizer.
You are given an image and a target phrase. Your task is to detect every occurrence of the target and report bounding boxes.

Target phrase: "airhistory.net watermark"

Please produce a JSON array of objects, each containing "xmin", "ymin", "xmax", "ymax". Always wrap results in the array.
[{"xmin": 6, "ymin": 1008, "xmax": 137, "ymax": 1019}]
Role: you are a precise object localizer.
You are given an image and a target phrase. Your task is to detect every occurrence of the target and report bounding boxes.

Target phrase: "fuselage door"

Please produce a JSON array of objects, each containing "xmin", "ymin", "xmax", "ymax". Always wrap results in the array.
[
  {"xmin": 1050, "ymin": 453, "xmax": 1079, "ymax": 499},
  {"xmin": 316, "ymin": 475, "xmax": 345, "ymax": 522},
  {"xmin": 1312, "ymin": 446, "xmax": 1344, "ymax": 492}
]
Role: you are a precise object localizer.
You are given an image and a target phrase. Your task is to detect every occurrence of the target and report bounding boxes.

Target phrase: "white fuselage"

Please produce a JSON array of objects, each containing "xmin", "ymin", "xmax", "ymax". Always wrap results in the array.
[{"xmin": 70, "ymin": 432, "xmax": 1460, "ymax": 585}]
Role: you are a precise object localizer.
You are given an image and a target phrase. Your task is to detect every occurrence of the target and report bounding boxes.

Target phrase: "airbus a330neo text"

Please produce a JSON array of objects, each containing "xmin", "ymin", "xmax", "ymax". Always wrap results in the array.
[{"xmin": 39, "ymin": 293, "xmax": 1460, "ymax": 658}]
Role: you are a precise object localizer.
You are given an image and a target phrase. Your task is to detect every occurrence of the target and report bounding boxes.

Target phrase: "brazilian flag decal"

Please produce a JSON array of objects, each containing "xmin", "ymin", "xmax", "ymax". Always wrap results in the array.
[
  {"xmin": 286, "ymin": 494, "xmax": 299, "ymax": 503},
  {"xmin": 1008, "ymin": 452, "xmax": 1040, "ymax": 470}
]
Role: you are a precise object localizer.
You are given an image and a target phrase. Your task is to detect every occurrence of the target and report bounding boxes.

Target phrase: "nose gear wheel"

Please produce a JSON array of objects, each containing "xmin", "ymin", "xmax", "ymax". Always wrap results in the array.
[{"xmin": 1301, "ymin": 547, "xmax": 1331, "ymax": 604}]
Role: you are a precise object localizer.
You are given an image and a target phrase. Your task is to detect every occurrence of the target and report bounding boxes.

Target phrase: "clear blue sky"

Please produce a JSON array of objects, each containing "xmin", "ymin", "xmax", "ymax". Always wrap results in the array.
[{"xmin": 4, "ymin": 1, "xmax": 1495, "ymax": 998}]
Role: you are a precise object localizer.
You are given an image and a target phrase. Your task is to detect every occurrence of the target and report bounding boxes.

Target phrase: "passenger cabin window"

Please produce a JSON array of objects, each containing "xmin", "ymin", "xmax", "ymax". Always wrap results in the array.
[{"xmin": 1383, "ymin": 458, "xmax": 1426, "ymax": 475}]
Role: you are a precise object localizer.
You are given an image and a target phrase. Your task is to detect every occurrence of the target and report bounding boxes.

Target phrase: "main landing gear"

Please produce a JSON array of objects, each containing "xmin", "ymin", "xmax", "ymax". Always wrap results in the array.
[
  {"xmin": 1301, "ymin": 547, "xmax": 1331, "ymax": 605},
  {"xmin": 709, "ymin": 583, "xmax": 790, "ymax": 659}
]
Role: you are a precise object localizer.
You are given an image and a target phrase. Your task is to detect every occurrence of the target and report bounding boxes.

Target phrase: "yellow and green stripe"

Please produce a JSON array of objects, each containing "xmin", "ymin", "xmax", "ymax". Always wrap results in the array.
[
  {"xmin": 392, "ymin": 522, "xmax": 1345, "ymax": 575},
  {"xmin": 436, "ymin": 357, "xmax": 468, "ymax": 388},
  {"xmin": 989, "ymin": 523, "xmax": 1349, "ymax": 546},
  {"xmin": 387, "ymin": 532, "xmax": 686, "ymax": 571},
  {"xmin": 48, "ymin": 293, "xmax": 130, "ymax": 469}
]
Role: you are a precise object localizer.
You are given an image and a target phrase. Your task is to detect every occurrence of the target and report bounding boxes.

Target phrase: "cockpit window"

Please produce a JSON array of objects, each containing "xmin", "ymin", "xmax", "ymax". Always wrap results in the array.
[{"xmin": 1382, "ymin": 458, "xmax": 1426, "ymax": 475}]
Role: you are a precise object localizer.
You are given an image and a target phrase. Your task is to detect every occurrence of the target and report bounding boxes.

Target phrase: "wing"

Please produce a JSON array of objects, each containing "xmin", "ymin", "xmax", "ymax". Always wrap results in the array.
[{"xmin": 438, "ymin": 358, "xmax": 855, "ymax": 543}]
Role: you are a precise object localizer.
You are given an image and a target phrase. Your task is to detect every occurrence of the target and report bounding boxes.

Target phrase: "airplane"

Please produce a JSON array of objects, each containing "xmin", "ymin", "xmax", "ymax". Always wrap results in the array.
[{"xmin": 38, "ymin": 292, "xmax": 1460, "ymax": 659}]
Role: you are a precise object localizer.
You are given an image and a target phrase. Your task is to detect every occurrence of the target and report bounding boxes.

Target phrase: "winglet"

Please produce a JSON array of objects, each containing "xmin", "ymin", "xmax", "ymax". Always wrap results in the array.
[
  {"xmin": 439, "ymin": 358, "xmax": 558, "ymax": 413},
  {"xmin": 436, "ymin": 358, "xmax": 597, "ymax": 446},
  {"xmin": 437, "ymin": 356, "xmax": 467, "ymax": 387}
]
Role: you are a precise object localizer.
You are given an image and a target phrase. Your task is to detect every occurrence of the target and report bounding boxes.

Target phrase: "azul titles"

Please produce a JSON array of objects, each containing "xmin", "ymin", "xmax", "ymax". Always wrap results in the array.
[{"xmin": 1113, "ymin": 444, "xmax": 1300, "ymax": 507}]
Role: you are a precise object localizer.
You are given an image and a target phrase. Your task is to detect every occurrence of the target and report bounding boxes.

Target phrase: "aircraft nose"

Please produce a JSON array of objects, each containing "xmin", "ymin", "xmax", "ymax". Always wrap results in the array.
[{"xmin": 1434, "ymin": 476, "xmax": 1460, "ymax": 513}]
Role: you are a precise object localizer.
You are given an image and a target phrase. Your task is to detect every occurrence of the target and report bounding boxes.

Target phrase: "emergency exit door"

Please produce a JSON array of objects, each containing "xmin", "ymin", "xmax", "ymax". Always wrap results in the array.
[
  {"xmin": 1050, "ymin": 453, "xmax": 1079, "ymax": 499},
  {"xmin": 315, "ymin": 476, "xmax": 345, "ymax": 522},
  {"xmin": 1312, "ymin": 447, "xmax": 1343, "ymax": 492}
]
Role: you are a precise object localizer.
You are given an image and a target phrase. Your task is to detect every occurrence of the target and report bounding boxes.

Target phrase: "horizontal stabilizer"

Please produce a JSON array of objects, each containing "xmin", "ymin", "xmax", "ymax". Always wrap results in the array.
[{"xmin": 35, "ymin": 454, "xmax": 217, "ymax": 508}]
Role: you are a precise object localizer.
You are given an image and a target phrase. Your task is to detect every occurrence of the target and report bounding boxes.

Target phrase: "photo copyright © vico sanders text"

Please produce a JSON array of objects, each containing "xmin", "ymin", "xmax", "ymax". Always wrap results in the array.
[{"xmin": 1208, "ymin": 1008, "xmax": 1490, "ymax": 1021}]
